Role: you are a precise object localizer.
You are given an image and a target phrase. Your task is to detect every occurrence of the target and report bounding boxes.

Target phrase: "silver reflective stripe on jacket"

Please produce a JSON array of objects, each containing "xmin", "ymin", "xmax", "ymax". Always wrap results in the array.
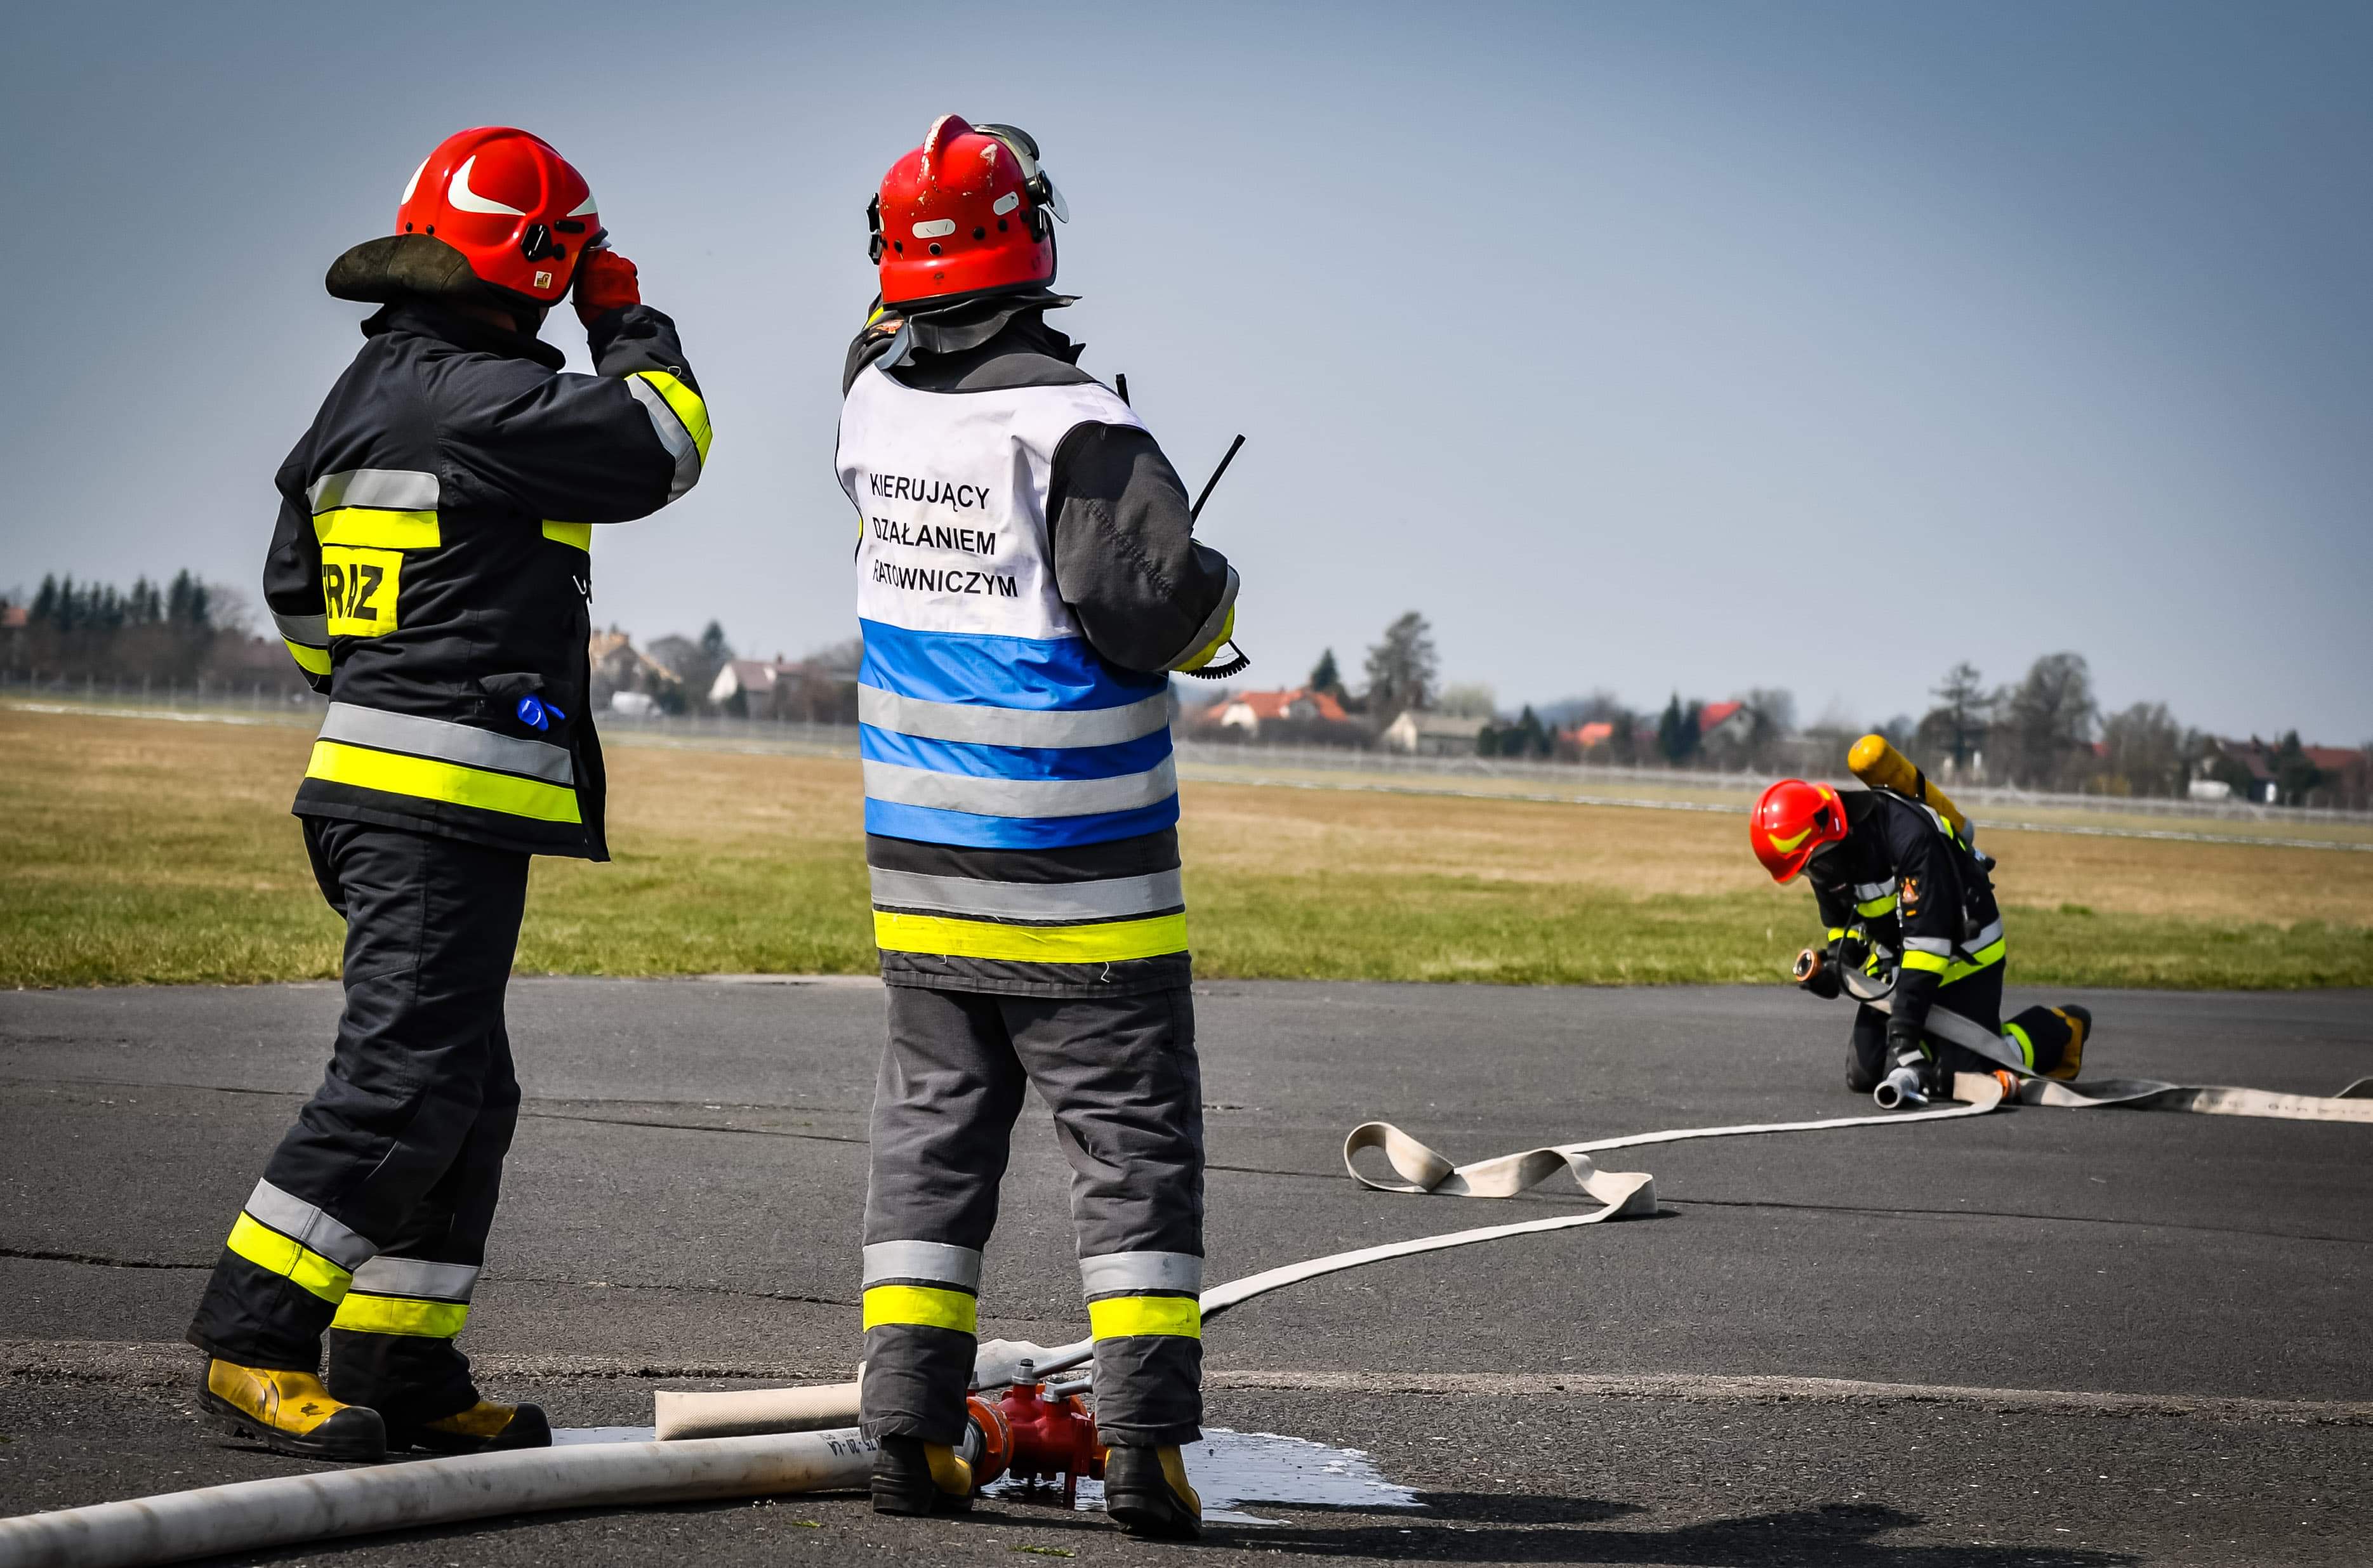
[
  {"xmin": 1853, "ymin": 879, "xmax": 1898, "ymax": 904},
  {"xmin": 244, "ymin": 1179, "xmax": 376, "ymax": 1270},
  {"xmin": 1964, "ymin": 918, "xmax": 2006, "ymax": 953},
  {"xmin": 319, "ymin": 703, "xmax": 574, "ymax": 785},
  {"xmin": 624, "ymin": 377, "xmax": 702, "ymax": 502},
  {"xmin": 308, "ymin": 468, "xmax": 440, "ymax": 513},
  {"xmin": 272, "ymin": 609, "xmax": 329, "ymax": 645},
  {"xmin": 863, "ymin": 1240, "xmax": 984, "ymax": 1291},
  {"xmin": 348, "ymin": 1256, "xmax": 480, "ymax": 1303},
  {"xmin": 1901, "ymin": 936, "xmax": 1954, "ymax": 958},
  {"xmin": 868, "ymin": 867, "xmax": 1184, "ymax": 922},
  {"xmin": 861, "ymin": 756, "xmax": 1177, "ymax": 820},
  {"xmin": 1079, "ymin": 1251, "xmax": 1203, "ymax": 1297},
  {"xmin": 859, "ymin": 686, "xmax": 1170, "ymax": 749}
]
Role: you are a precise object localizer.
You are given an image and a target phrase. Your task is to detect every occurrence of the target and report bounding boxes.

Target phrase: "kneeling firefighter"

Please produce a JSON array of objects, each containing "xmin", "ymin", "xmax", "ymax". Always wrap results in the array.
[
  {"xmin": 185, "ymin": 127, "xmax": 710, "ymax": 1461},
  {"xmin": 839, "ymin": 115, "xmax": 1241, "ymax": 1539},
  {"xmin": 1752, "ymin": 737, "xmax": 2091, "ymax": 1103}
]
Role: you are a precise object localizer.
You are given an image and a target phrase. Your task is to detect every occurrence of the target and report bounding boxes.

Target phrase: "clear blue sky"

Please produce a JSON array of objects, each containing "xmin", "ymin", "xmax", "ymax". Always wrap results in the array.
[{"xmin": 4, "ymin": 1, "xmax": 2368, "ymax": 741}]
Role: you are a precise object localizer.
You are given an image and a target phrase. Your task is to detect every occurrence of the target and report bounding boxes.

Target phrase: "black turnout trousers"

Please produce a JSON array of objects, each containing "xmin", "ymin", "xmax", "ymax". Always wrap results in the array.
[
  {"xmin": 1847, "ymin": 963, "xmax": 2075, "ymax": 1091},
  {"xmin": 186, "ymin": 819, "xmax": 527, "ymax": 1422}
]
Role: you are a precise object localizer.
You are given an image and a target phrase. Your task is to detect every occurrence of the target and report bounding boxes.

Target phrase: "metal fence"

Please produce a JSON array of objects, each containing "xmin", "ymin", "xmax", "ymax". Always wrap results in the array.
[
  {"xmin": 1173, "ymin": 737, "xmax": 2373, "ymax": 826},
  {"xmin": 10, "ymin": 668, "xmax": 2365, "ymax": 829}
]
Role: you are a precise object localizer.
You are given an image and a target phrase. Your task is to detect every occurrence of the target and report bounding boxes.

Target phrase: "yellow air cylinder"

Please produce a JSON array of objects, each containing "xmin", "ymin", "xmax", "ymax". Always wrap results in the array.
[{"xmin": 1848, "ymin": 733, "xmax": 1971, "ymax": 841}]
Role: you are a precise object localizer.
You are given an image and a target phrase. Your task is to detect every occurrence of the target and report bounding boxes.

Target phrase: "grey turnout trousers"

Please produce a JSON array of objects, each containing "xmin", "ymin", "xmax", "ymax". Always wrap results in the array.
[{"xmin": 861, "ymin": 984, "xmax": 1205, "ymax": 1449}]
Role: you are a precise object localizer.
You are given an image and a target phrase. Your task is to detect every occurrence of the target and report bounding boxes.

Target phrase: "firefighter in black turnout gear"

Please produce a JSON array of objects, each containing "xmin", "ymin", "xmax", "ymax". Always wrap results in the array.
[
  {"xmin": 842, "ymin": 117, "xmax": 1238, "ymax": 1539},
  {"xmin": 185, "ymin": 128, "xmax": 710, "ymax": 1461},
  {"xmin": 1752, "ymin": 767, "xmax": 2090, "ymax": 1098}
]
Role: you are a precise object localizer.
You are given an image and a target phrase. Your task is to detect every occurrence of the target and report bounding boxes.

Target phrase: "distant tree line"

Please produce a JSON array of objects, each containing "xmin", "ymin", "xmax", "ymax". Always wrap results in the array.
[{"xmin": 1, "ymin": 570, "xmax": 307, "ymax": 692}]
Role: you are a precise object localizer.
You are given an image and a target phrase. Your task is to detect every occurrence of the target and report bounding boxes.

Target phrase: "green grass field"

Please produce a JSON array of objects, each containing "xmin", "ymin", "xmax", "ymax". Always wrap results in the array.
[{"xmin": 5, "ymin": 706, "xmax": 2370, "ymax": 989}]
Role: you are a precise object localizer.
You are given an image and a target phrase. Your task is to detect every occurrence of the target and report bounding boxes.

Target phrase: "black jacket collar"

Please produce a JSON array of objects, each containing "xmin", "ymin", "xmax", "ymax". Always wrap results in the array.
[{"xmin": 365, "ymin": 300, "xmax": 567, "ymax": 371}]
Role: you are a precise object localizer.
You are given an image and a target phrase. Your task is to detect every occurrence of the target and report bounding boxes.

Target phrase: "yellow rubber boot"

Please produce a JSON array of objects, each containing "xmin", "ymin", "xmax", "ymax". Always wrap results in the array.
[
  {"xmin": 392, "ymin": 1399, "xmax": 551, "ymax": 1454},
  {"xmin": 199, "ymin": 1360, "xmax": 386, "ymax": 1461},
  {"xmin": 1104, "ymin": 1444, "xmax": 1202, "ymax": 1540}
]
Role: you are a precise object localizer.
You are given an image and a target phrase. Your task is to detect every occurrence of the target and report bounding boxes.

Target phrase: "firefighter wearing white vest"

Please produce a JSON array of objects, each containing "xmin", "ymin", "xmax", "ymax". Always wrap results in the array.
[{"xmin": 837, "ymin": 115, "xmax": 1238, "ymax": 1540}]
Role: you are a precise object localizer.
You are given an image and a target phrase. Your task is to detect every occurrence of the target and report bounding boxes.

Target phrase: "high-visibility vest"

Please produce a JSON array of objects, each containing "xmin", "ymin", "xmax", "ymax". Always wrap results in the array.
[{"xmin": 837, "ymin": 362, "xmax": 1188, "ymax": 968}]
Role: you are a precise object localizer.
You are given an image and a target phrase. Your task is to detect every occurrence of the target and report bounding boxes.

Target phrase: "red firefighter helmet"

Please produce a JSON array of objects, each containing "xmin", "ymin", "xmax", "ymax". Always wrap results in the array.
[
  {"xmin": 395, "ymin": 127, "xmax": 599, "ymax": 306},
  {"xmin": 870, "ymin": 115, "xmax": 1064, "ymax": 307},
  {"xmin": 1751, "ymin": 779, "xmax": 1851, "ymax": 883}
]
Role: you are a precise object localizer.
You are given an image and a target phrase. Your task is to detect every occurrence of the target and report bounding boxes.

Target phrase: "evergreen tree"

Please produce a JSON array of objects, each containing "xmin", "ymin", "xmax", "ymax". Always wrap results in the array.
[
  {"xmin": 1308, "ymin": 648, "xmax": 1342, "ymax": 696},
  {"xmin": 1656, "ymin": 694, "xmax": 1702, "ymax": 764}
]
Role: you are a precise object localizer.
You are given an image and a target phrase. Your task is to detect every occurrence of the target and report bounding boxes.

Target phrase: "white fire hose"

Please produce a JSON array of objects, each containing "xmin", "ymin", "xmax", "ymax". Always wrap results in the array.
[
  {"xmin": 6, "ymin": 1055, "xmax": 2363, "ymax": 1566},
  {"xmin": 0, "ymin": 1428, "xmax": 879, "ymax": 1568}
]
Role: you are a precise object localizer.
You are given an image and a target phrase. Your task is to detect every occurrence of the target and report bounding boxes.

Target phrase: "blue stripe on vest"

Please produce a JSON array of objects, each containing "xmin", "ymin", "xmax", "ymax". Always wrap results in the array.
[
  {"xmin": 861, "ymin": 725, "xmax": 1175, "ymax": 783},
  {"xmin": 866, "ymin": 796, "xmax": 1182, "ymax": 850},
  {"xmin": 860, "ymin": 619, "xmax": 1165, "ymax": 711}
]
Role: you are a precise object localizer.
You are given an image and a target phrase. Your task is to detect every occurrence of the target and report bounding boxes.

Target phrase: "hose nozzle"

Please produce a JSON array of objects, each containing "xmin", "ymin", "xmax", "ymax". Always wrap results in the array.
[{"xmin": 1874, "ymin": 1064, "xmax": 1929, "ymax": 1110}]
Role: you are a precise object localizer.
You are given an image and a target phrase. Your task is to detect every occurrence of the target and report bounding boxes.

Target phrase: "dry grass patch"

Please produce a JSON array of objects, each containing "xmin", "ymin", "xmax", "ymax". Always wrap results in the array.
[{"xmin": 4, "ymin": 708, "xmax": 2368, "ymax": 988}]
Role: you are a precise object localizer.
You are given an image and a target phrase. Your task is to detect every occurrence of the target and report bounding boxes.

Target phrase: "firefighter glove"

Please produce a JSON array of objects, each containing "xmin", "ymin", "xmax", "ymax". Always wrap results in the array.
[{"xmin": 574, "ymin": 247, "xmax": 641, "ymax": 324}]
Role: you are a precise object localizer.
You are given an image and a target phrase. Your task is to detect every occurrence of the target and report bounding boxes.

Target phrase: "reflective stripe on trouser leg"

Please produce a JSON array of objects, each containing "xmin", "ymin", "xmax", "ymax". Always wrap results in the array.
[
  {"xmin": 190, "ymin": 821, "xmax": 526, "ymax": 1383},
  {"xmin": 863, "ymin": 987, "xmax": 1024, "ymax": 1444},
  {"xmin": 1010, "ymin": 989, "xmax": 1206, "ymax": 1446},
  {"xmin": 2004, "ymin": 1004, "xmax": 2076, "ymax": 1076}
]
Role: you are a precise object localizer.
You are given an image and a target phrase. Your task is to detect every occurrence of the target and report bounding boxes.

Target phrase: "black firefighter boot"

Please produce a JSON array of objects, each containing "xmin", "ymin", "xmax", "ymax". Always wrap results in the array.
[
  {"xmin": 871, "ymin": 1435, "xmax": 974, "ymax": 1515},
  {"xmin": 1104, "ymin": 1444, "xmax": 1203, "ymax": 1540},
  {"xmin": 387, "ymin": 1397, "xmax": 552, "ymax": 1454}
]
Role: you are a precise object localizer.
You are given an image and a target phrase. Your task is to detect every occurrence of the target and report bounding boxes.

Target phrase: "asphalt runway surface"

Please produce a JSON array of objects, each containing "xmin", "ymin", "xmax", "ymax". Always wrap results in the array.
[{"xmin": 3, "ymin": 978, "xmax": 2369, "ymax": 1565}]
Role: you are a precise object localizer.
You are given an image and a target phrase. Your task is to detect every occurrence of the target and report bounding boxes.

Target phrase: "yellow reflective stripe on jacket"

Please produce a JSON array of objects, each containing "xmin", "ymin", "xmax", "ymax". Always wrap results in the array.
[
  {"xmin": 1088, "ymin": 1296, "xmax": 1202, "ymax": 1340},
  {"xmin": 1943, "ymin": 937, "xmax": 2007, "ymax": 984},
  {"xmin": 1856, "ymin": 894, "xmax": 1898, "ymax": 919},
  {"xmin": 632, "ymin": 370, "xmax": 713, "ymax": 463},
  {"xmin": 541, "ymin": 521, "xmax": 592, "ymax": 550},
  {"xmin": 284, "ymin": 638, "xmax": 331, "ymax": 676},
  {"xmin": 2001, "ymin": 1020, "xmax": 2036, "ymax": 1071},
  {"xmin": 1825, "ymin": 926, "xmax": 1849, "ymax": 944},
  {"xmin": 863, "ymin": 1283, "xmax": 979, "ymax": 1334},
  {"xmin": 873, "ymin": 911, "xmax": 1189, "ymax": 965},
  {"xmin": 306, "ymin": 741, "xmax": 583, "ymax": 824},
  {"xmin": 329, "ymin": 1292, "xmax": 470, "ymax": 1338},
  {"xmin": 226, "ymin": 1213, "xmax": 352, "ymax": 1305},
  {"xmin": 1901, "ymin": 949, "xmax": 1950, "ymax": 975},
  {"xmin": 312, "ymin": 508, "xmax": 441, "ymax": 550}
]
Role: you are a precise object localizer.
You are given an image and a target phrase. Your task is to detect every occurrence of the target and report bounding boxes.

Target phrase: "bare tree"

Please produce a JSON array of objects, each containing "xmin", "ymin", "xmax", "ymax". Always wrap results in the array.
[
  {"xmin": 1436, "ymin": 682, "xmax": 1498, "ymax": 718},
  {"xmin": 1998, "ymin": 652, "xmax": 2098, "ymax": 789},
  {"xmin": 1363, "ymin": 611, "xmax": 1438, "ymax": 722},
  {"xmin": 2099, "ymin": 702, "xmax": 2186, "ymax": 798}
]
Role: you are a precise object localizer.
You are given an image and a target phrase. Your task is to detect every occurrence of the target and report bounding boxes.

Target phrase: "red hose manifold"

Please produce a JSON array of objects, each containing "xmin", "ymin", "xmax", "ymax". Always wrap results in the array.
[{"xmin": 984, "ymin": 1381, "xmax": 1104, "ymax": 1506}]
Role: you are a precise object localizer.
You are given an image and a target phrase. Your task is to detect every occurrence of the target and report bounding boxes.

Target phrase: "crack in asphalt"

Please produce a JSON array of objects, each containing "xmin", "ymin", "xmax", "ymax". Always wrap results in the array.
[
  {"xmin": 11, "ymin": 1079, "xmax": 2367, "ymax": 1250},
  {"xmin": 0, "ymin": 1249, "xmax": 1084, "ymax": 1326}
]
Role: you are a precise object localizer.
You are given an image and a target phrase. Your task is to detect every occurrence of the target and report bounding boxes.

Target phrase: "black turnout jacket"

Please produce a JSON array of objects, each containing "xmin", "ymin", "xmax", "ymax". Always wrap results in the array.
[
  {"xmin": 265, "ymin": 300, "xmax": 709, "ymax": 859},
  {"xmin": 1808, "ymin": 787, "xmax": 2007, "ymax": 1033}
]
